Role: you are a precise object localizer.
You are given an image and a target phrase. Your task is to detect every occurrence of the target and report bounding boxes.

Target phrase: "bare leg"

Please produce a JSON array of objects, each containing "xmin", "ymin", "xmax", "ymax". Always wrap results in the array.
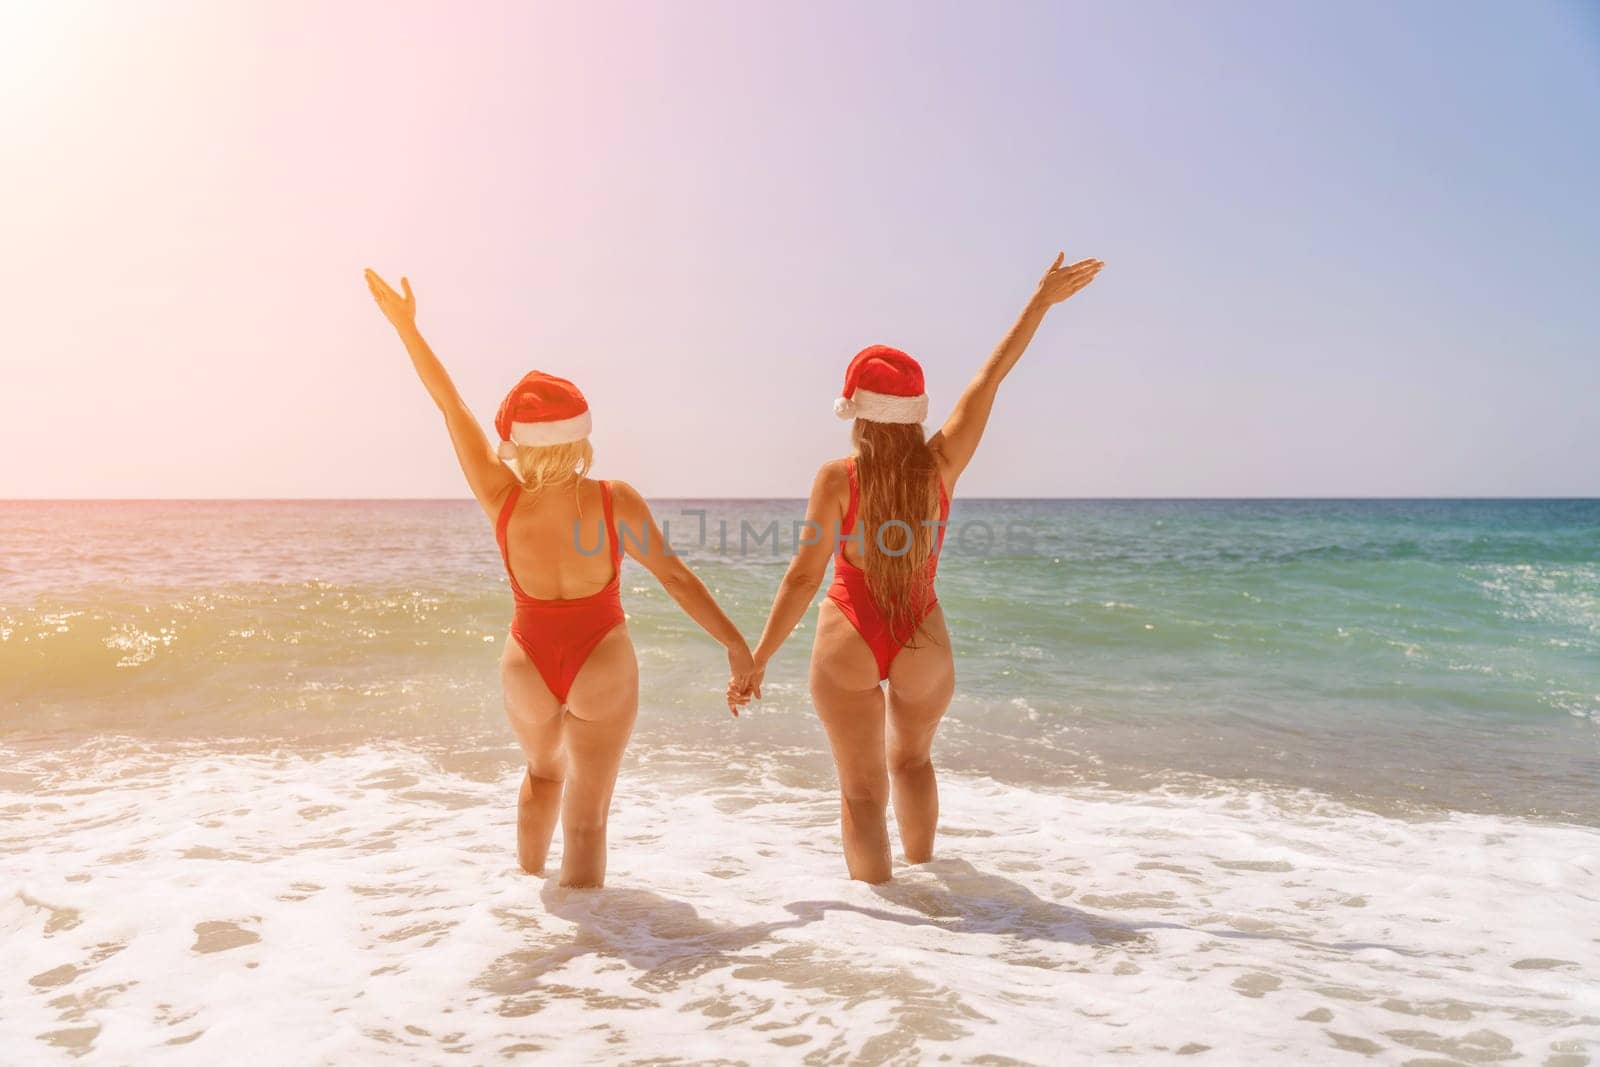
[
  {"xmin": 557, "ymin": 626, "xmax": 638, "ymax": 888},
  {"xmin": 811, "ymin": 602, "xmax": 893, "ymax": 883},
  {"xmin": 500, "ymin": 637, "xmax": 566, "ymax": 874},
  {"xmin": 516, "ymin": 767, "xmax": 564, "ymax": 874},
  {"xmin": 885, "ymin": 605, "xmax": 956, "ymax": 865}
]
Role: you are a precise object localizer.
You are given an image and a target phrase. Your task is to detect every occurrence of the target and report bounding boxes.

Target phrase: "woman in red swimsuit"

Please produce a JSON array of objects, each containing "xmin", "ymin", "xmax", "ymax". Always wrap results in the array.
[
  {"xmin": 366, "ymin": 270, "xmax": 755, "ymax": 888},
  {"xmin": 739, "ymin": 253, "xmax": 1103, "ymax": 882}
]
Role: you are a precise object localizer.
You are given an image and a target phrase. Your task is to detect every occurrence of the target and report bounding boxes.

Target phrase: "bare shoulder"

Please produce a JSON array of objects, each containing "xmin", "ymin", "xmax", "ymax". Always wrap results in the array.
[
  {"xmin": 806, "ymin": 460, "xmax": 853, "ymax": 525},
  {"xmin": 481, "ymin": 478, "xmax": 518, "ymax": 520},
  {"xmin": 813, "ymin": 458, "xmax": 851, "ymax": 495},
  {"xmin": 817, "ymin": 457, "xmax": 851, "ymax": 483},
  {"xmin": 604, "ymin": 478, "xmax": 650, "ymax": 519},
  {"xmin": 925, "ymin": 433, "xmax": 960, "ymax": 496}
]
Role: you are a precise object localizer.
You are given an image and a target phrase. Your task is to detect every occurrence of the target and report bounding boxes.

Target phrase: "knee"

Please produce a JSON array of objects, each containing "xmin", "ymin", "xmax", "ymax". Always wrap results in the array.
[
  {"xmin": 839, "ymin": 773, "xmax": 890, "ymax": 812},
  {"xmin": 889, "ymin": 750, "xmax": 932, "ymax": 778},
  {"xmin": 521, "ymin": 767, "xmax": 563, "ymax": 800},
  {"xmin": 527, "ymin": 758, "xmax": 564, "ymax": 783},
  {"xmin": 561, "ymin": 806, "xmax": 609, "ymax": 838}
]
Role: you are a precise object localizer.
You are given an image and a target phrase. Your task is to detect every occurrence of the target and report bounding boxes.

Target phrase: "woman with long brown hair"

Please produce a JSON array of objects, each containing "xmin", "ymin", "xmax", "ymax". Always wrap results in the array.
[{"xmin": 736, "ymin": 253, "xmax": 1103, "ymax": 882}]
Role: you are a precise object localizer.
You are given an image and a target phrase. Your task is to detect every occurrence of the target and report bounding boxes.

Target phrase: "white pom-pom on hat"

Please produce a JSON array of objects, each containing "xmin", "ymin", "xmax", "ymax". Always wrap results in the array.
[{"xmin": 833, "ymin": 396, "xmax": 856, "ymax": 419}]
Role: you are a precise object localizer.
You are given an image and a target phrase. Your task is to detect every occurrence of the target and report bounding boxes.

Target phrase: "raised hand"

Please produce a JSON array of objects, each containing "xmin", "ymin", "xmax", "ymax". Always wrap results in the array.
[
  {"xmin": 1033, "ymin": 252, "xmax": 1103, "ymax": 307},
  {"xmin": 364, "ymin": 268, "xmax": 417, "ymax": 331}
]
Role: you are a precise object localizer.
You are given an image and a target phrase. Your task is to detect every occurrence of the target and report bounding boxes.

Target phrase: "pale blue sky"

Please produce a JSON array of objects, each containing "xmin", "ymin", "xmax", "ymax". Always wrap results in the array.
[{"xmin": 3, "ymin": 0, "xmax": 1596, "ymax": 497}]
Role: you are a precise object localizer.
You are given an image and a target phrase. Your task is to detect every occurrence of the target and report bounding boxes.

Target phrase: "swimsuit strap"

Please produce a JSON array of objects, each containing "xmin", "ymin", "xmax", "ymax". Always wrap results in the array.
[
  {"xmin": 840, "ymin": 458, "xmax": 860, "ymax": 541},
  {"xmin": 600, "ymin": 480, "xmax": 621, "ymax": 567},
  {"xmin": 495, "ymin": 484, "xmax": 521, "ymax": 553},
  {"xmin": 495, "ymin": 484, "xmax": 524, "ymax": 592}
]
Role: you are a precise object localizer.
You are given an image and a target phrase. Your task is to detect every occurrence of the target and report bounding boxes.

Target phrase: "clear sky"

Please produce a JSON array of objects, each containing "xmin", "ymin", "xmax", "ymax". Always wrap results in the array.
[{"xmin": 2, "ymin": 1, "xmax": 1596, "ymax": 498}]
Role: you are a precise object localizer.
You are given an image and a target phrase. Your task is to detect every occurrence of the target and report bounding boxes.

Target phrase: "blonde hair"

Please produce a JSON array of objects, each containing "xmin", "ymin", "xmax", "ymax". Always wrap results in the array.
[
  {"xmin": 851, "ymin": 419, "xmax": 942, "ymax": 641},
  {"xmin": 509, "ymin": 438, "xmax": 593, "ymax": 498}
]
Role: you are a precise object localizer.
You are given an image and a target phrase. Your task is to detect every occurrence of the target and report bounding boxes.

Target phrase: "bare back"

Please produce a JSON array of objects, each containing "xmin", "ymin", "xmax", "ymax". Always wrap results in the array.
[{"xmin": 500, "ymin": 478, "xmax": 618, "ymax": 599}]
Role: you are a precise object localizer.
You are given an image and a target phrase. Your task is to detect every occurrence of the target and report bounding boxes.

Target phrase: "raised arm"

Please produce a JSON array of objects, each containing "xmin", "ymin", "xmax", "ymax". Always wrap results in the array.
[
  {"xmin": 739, "ymin": 461, "xmax": 849, "ymax": 705},
  {"xmin": 929, "ymin": 252, "xmax": 1103, "ymax": 487},
  {"xmin": 364, "ymin": 269, "xmax": 516, "ymax": 519},
  {"xmin": 609, "ymin": 481, "xmax": 755, "ymax": 717}
]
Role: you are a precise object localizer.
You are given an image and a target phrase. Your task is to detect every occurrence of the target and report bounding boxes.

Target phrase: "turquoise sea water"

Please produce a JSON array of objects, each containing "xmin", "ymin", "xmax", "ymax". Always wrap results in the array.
[
  {"xmin": 4, "ymin": 499, "xmax": 1598, "ymax": 1064},
  {"xmin": 3, "ymin": 498, "xmax": 1597, "ymax": 820}
]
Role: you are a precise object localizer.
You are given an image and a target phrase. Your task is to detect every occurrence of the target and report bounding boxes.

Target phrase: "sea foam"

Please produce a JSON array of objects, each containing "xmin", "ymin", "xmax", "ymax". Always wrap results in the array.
[{"xmin": 3, "ymin": 741, "xmax": 1596, "ymax": 1064}]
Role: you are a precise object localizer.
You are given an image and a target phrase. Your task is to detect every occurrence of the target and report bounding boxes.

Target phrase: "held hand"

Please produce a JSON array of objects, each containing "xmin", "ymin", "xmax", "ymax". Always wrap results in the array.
[
  {"xmin": 364, "ymin": 268, "xmax": 417, "ymax": 331},
  {"xmin": 726, "ymin": 644, "xmax": 759, "ymax": 718},
  {"xmin": 1033, "ymin": 252, "xmax": 1103, "ymax": 308},
  {"xmin": 726, "ymin": 670, "xmax": 763, "ymax": 716}
]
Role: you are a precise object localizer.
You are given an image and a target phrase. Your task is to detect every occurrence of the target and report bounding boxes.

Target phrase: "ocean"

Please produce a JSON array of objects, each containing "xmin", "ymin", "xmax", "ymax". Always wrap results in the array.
[{"xmin": 3, "ymin": 498, "xmax": 1597, "ymax": 1063}]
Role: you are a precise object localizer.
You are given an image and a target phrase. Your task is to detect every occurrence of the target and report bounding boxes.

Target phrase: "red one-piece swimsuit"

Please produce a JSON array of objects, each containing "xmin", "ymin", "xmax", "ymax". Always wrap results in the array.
[
  {"xmin": 495, "ymin": 481, "xmax": 626, "ymax": 703},
  {"xmin": 825, "ymin": 457, "xmax": 950, "ymax": 680}
]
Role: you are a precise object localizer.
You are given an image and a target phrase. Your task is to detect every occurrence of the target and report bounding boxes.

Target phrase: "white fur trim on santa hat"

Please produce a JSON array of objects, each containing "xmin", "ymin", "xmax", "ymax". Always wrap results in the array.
[
  {"xmin": 499, "ymin": 410, "xmax": 592, "ymax": 455},
  {"xmin": 834, "ymin": 388, "xmax": 928, "ymax": 424}
]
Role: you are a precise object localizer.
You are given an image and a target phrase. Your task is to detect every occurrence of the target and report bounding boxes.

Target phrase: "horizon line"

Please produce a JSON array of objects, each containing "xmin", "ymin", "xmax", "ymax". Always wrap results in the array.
[{"xmin": 5, "ymin": 496, "xmax": 1598, "ymax": 504}]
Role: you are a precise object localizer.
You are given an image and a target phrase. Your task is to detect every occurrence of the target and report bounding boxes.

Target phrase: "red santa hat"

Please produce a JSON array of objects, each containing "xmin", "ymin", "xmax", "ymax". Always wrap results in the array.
[
  {"xmin": 494, "ymin": 371, "xmax": 592, "ymax": 460},
  {"xmin": 833, "ymin": 345, "xmax": 928, "ymax": 424}
]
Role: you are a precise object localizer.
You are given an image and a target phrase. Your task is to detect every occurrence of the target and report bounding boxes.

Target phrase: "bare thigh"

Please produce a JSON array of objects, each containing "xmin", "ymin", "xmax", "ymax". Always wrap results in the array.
[
  {"xmin": 560, "ymin": 625, "xmax": 639, "ymax": 824},
  {"xmin": 811, "ymin": 600, "xmax": 890, "ymax": 795},
  {"xmin": 500, "ymin": 636, "xmax": 565, "ymax": 780},
  {"xmin": 885, "ymin": 604, "xmax": 956, "ymax": 758},
  {"xmin": 500, "ymin": 623, "xmax": 639, "ymax": 781}
]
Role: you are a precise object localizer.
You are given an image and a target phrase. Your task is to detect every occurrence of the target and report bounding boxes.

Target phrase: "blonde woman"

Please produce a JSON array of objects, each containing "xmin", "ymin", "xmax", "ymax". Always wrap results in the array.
[
  {"xmin": 365, "ymin": 269, "xmax": 754, "ymax": 888},
  {"xmin": 736, "ymin": 253, "xmax": 1103, "ymax": 882}
]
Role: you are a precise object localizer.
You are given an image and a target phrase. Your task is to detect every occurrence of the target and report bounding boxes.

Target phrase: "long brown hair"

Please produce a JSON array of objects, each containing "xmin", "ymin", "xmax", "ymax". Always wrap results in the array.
[{"xmin": 851, "ymin": 420, "xmax": 942, "ymax": 639}]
